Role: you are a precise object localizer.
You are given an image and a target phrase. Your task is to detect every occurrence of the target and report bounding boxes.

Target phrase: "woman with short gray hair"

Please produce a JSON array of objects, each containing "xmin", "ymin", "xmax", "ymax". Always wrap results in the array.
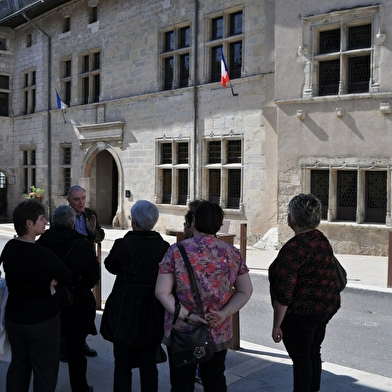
[
  {"xmin": 100, "ymin": 200, "xmax": 170, "ymax": 392},
  {"xmin": 52, "ymin": 205, "xmax": 76, "ymax": 229},
  {"xmin": 37, "ymin": 205, "xmax": 99, "ymax": 392},
  {"xmin": 129, "ymin": 199, "xmax": 159, "ymax": 231}
]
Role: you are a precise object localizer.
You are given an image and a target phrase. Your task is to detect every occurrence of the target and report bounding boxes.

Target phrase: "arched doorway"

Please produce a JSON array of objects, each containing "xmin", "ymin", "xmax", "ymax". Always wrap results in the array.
[
  {"xmin": 95, "ymin": 150, "xmax": 119, "ymax": 225},
  {"xmin": 82, "ymin": 144, "xmax": 124, "ymax": 228}
]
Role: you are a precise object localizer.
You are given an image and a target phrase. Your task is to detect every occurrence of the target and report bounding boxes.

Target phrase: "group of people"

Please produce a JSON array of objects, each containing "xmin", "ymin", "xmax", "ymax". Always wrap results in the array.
[
  {"xmin": 0, "ymin": 189, "xmax": 342, "ymax": 392},
  {"xmin": 0, "ymin": 185, "xmax": 103, "ymax": 392}
]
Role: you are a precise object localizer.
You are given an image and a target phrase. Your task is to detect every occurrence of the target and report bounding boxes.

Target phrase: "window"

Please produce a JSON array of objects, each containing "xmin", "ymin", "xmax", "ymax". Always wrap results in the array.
[
  {"xmin": 302, "ymin": 6, "xmax": 380, "ymax": 97},
  {"xmin": 208, "ymin": 10, "xmax": 243, "ymax": 83},
  {"xmin": 0, "ymin": 38, "xmax": 6, "ymax": 51},
  {"xmin": 0, "ymin": 75, "xmax": 10, "ymax": 116},
  {"xmin": 318, "ymin": 24, "xmax": 371, "ymax": 95},
  {"xmin": 21, "ymin": 150, "xmax": 36, "ymax": 194},
  {"xmin": 60, "ymin": 146, "xmax": 71, "ymax": 195},
  {"xmin": 311, "ymin": 170, "xmax": 329, "ymax": 219},
  {"xmin": 22, "ymin": 70, "xmax": 36, "ymax": 114},
  {"xmin": 89, "ymin": 6, "xmax": 98, "ymax": 24},
  {"xmin": 79, "ymin": 51, "xmax": 100, "ymax": 104},
  {"xmin": 63, "ymin": 16, "xmax": 70, "ymax": 33},
  {"xmin": 310, "ymin": 167, "xmax": 387, "ymax": 224},
  {"xmin": 161, "ymin": 25, "xmax": 191, "ymax": 90},
  {"xmin": 26, "ymin": 34, "xmax": 32, "ymax": 47},
  {"xmin": 204, "ymin": 137, "xmax": 243, "ymax": 209},
  {"xmin": 61, "ymin": 59, "xmax": 72, "ymax": 106},
  {"xmin": 156, "ymin": 140, "xmax": 190, "ymax": 205}
]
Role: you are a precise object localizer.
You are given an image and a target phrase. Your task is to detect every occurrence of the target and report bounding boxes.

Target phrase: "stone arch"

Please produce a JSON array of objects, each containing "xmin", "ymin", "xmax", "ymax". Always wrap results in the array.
[{"xmin": 81, "ymin": 142, "xmax": 126, "ymax": 228}]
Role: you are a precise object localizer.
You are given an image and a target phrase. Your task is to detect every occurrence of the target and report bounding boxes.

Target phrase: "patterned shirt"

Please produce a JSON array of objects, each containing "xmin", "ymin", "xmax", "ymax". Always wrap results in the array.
[
  {"xmin": 269, "ymin": 229, "xmax": 340, "ymax": 318},
  {"xmin": 159, "ymin": 235, "xmax": 249, "ymax": 350}
]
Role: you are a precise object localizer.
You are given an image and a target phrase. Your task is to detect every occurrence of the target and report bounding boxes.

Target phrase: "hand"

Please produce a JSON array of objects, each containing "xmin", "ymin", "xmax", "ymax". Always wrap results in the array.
[
  {"xmin": 272, "ymin": 326, "xmax": 283, "ymax": 343},
  {"xmin": 186, "ymin": 313, "xmax": 207, "ymax": 326},
  {"xmin": 86, "ymin": 214, "xmax": 97, "ymax": 233},
  {"xmin": 51, "ymin": 279, "xmax": 58, "ymax": 287},
  {"xmin": 205, "ymin": 310, "xmax": 227, "ymax": 328}
]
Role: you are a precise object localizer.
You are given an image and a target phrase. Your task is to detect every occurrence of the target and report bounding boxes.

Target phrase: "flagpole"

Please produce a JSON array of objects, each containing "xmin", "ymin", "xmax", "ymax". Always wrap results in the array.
[
  {"xmin": 61, "ymin": 108, "xmax": 66, "ymax": 124},
  {"xmin": 229, "ymin": 80, "xmax": 238, "ymax": 96}
]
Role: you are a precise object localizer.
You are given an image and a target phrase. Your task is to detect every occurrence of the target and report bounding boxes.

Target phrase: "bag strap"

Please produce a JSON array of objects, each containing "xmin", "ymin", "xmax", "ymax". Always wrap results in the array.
[{"xmin": 172, "ymin": 242, "xmax": 204, "ymax": 326}]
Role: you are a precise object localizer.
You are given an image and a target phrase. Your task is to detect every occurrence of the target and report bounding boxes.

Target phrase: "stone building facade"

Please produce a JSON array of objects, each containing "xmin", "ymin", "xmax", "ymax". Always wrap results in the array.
[
  {"xmin": 275, "ymin": 1, "xmax": 392, "ymax": 255},
  {"xmin": 0, "ymin": 0, "xmax": 277, "ymax": 246},
  {"xmin": 1, "ymin": 0, "xmax": 392, "ymax": 255}
]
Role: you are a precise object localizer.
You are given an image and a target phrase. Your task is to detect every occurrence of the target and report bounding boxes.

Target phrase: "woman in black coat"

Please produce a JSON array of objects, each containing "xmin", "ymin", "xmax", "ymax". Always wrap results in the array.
[
  {"xmin": 100, "ymin": 200, "xmax": 170, "ymax": 392},
  {"xmin": 37, "ymin": 205, "xmax": 100, "ymax": 392}
]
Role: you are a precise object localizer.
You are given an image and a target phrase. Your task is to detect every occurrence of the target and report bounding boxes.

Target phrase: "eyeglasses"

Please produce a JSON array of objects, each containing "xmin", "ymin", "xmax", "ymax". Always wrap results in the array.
[{"xmin": 183, "ymin": 222, "xmax": 191, "ymax": 228}]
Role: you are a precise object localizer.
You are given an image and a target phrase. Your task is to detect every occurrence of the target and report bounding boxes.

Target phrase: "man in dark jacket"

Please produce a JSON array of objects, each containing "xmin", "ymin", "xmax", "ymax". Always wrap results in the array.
[
  {"xmin": 67, "ymin": 185, "xmax": 104, "ymax": 358},
  {"xmin": 37, "ymin": 205, "xmax": 100, "ymax": 392}
]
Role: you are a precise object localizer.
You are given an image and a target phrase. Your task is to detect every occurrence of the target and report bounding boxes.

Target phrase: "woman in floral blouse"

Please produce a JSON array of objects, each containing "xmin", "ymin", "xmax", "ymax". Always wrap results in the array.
[
  {"xmin": 155, "ymin": 200, "xmax": 253, "ymax": 392},
  {"xmin": 269, "ymin": 193, "xmax": 341, "ymax": 392}
]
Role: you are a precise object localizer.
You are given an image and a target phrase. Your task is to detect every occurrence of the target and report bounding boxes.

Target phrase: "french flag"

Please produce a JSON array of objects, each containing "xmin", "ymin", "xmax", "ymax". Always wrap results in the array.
[
  {"xmin": 56, "ymin": 90, "xmax": 68, "ymax": 109},
  {"xmin": 221, "ymin": 51, "xmax": 230, "ymax": 88}
]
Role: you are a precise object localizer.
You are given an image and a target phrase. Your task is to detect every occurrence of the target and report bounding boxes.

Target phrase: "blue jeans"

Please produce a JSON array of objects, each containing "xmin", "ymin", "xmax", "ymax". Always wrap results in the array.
[
  {"xmin": 282, "ymin": 313, "xmax": 329, "ymax": 392},
  {"xmin": 167, "ymin": 347, "xmax": 227, "ymax": 392}
]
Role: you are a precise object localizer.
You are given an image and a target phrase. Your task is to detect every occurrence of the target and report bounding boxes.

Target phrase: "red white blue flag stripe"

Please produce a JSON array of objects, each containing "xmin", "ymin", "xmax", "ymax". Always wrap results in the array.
[{"xmin": 221, "ymin": 51, "xmax": 230, "ymax": 88}]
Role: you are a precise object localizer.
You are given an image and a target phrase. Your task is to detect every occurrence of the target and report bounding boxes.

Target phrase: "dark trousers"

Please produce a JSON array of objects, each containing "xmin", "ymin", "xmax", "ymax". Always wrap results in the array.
[
  {"xmin": 167, "ymin": 347, "xmax": 227, "ymax": 392},
  {"xmin": 63, "ymin": 326, "xmax": 89, "ymax": 392},
  {"xmin": 5, "ymin": 314, "xmax": 60, "ymax": 392},
  {"xmin": 282, "ymin": 314, "xmax": 329, "ymax": 392},
  {"xmin": 113, "ymin": 341, "xmax": 159, "ymax": 392}
]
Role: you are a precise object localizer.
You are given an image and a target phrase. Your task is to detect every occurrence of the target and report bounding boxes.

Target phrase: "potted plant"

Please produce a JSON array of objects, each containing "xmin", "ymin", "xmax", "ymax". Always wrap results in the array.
[{"xmin": 25, "ymin": 185, "xmax": 45, "ymax": 202}]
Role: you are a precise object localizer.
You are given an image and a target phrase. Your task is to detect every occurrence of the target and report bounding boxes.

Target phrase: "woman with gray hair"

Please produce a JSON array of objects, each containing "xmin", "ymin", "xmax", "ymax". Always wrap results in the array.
[
  {"xmin": 100, "ymin": 200, "xmax": 170, "ymax": 392},
  {"xmin": 269, "ymin": 194, "xmax": 341, "ymax": 392},
  {"xmin": 37, "ymin": 205, "xmax": 100, "ymax": 392}
]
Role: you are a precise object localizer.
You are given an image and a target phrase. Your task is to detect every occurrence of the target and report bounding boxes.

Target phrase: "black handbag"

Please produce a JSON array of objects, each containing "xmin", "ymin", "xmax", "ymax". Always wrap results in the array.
[
  {"xmin": 170, "ymin": 243, "xmax": 213, "ymax": 367},
  {"xmin": 333, "ymin": 255, "xmax": 347, "ymax": 292},
  {"xmin": 55, "ymin": 285, "xmax": 74, "ymax": 308}
]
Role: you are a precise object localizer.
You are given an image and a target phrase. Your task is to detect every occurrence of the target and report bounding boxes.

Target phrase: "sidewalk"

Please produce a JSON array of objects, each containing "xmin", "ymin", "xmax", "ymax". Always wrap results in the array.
[{"xmin": 0, "ymin": 224, "xmax": 392, "ymax": 391}]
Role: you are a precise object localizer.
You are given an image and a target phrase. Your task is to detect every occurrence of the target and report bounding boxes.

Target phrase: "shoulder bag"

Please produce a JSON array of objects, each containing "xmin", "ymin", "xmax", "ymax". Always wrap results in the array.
[
  {"xmin": 170, "ymin": 242, "xmax": 213, "ymax": 367},
  {"xmin": 333, "ymin": 255, "xmax": 347, "ymax": 292}
]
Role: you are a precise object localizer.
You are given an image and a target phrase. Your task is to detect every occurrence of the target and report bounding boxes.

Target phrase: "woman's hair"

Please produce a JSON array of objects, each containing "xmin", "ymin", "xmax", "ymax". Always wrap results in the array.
[
  {"xmin": 131, "ymin": 200, "xmax": 159, "ymax": 231},
  {"xmin": 194, "ymin": 201, "xmax": 224, "ymax": 235},
  {"xmin": 13, "ymin": 199, "xmax": 46, "ymax": 236},
  {"xmin": 52, "ymin": 205, "xmax": 76, "ymax": 229},
  {"xmin": 288, "ymin": 193, "xmax": 321, "ymax": 229},
  {"xmin": 184, "ymin": 210, "xmax": 193, "ymax": 228}
]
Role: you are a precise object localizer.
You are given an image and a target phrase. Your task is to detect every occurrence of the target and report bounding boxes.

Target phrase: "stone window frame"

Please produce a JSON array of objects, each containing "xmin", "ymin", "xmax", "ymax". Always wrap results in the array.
[
  {"xmin": 21, "ymin": 149, "xmax": 36, "ymax": 194},
  {"xmin": 302, "ymin": 161, "xmax": 391, "ymax": 225},
  {"xmin": 0, "ymin": 74, "xmax": 10, "ymax": 117},
  {"xmin": 159, "ymin": 23, "xmax": 192, "ymax": 90},
  {"xmin": 155, "ymin": 136, "xmax": 191, "ymax": 206},
  {"xmin": 21, "ymin": 69, "xmax": 36, "ymax": 115},
  {"xmin": 204, "ymin": 7, "xmax": 244, "ymax": 85},
  {"xmin": 60, "ymin": 57, "xmax": 72, "ymax": 106},
  {"xmin": 299, "ymin": 5, "xmax": 385, "ymax": 98},
  {"xmin": 60, "ymin": 144, "xmax": 72, "ymax": 196},
  {"xmin": 202, "ymin": 133, "xmax": 244, "ymax": 210},
  {"xmin": 78, "ymin": 49, "xmax": 101, "ymax": 105}
]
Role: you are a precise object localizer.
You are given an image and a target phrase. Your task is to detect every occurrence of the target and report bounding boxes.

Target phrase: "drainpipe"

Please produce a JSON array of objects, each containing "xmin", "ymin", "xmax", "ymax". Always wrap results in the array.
[
  {"xmin": 22, "ymin": 12, "xmax": 52, "ymax": 220},
  {"xmin": 192, "ymin": 0, "xmax": 199, "ymax": 201}
]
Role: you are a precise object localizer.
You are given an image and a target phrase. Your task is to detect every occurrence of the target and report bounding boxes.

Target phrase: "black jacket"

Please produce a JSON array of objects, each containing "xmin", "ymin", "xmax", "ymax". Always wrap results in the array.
[
  {"xmin": 100, "ymin": 230, "xmax": 169, "ymax": 346},
  {"xmin": 37, "ymin": 228, "xmax": 100, "ymax": 335}
]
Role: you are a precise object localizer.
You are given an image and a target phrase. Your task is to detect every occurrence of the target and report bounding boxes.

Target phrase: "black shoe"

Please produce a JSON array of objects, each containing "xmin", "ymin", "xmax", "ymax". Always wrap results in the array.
[
  {"xmin": 83, "ymin": 342, "xmax": 97, "ymax": 357},
  {"xmin": 88, "ymin": 386, "xmax": 94, "ymax": 392}
]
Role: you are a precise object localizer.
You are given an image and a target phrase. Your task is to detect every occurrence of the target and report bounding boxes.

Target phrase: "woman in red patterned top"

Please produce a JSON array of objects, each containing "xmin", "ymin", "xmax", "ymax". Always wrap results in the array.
[
  {"xmin": 156, "ymin": 200, "xmax": 253, "ymax": 392},
  {"xmin": 269, "ymin": 193, "xmax": 341, "ymax": 392}
]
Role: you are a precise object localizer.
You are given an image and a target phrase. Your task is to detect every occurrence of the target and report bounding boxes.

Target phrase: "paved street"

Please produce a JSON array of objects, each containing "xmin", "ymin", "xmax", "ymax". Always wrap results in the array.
[{"xmin": 0, "ymin": 223, "xmax": 392, "ymax": 391}]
